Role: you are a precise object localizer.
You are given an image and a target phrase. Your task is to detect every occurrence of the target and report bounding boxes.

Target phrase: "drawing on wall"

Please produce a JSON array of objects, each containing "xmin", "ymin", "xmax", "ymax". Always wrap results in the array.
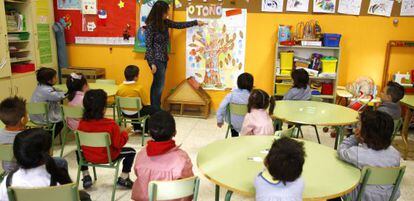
[
  {"xmin": 57, "ymin": 0, "xmax": 81, "ymax": 10},
  {"xmin": 368, "ymin": 0, "xmax": 394, "ymax": 17},
  {"xmin": 186, "ymin": 9, "xmax": 247, "ymax": 90},
  {"xmin": 81, "ymin": 0, "xmax": 97, "ymax": 14},
  {"xmin": 401, "ymin": 0, "xmax": 414, "ymax": 16},
  {"xmin": 262, "ymin": 0, "xmax": 284, "ymax": 12},
  {"xmin": 338, "ymin": 0, "xmax": 362, "ymax": 15},
  {"xmin": 286, "ymin": 0, "xmax": 310, "ymax": 12},
  {"xmin": 313, "ymin": 0, "xmax": 336, "ymax": 13}
]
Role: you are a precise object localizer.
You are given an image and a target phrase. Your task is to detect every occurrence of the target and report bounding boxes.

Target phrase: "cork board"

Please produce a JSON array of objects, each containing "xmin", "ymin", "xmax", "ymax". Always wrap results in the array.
[{"xmin": 174, "ymin": 0, "xmax": 406, "ymax": 17}]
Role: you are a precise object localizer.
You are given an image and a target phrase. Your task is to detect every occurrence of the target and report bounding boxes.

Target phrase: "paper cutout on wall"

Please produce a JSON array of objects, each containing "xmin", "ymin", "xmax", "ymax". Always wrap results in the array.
[
  {"xmin": 57, "ymin": 0, "xmax": 81, "ymax": 10},
  {"xmin": 313, "ymin": 0, "xmax": 336, "ymax": 13},
  {"xmin": 286, "ymin": 0, "xmax": 310, "ymax": 12},
  {"xmin": 401, "ymin": 0, "xmax": 414, "ymax": 16},
  {"xmin": 81, "ymin": 0, "xmax": 97, "ymax": 14},
  {"xmin": 118, "ymin": 0, "xmax": 125, "ymax": 8},
  {"xmin": 82, "ymin": 15, "xmax": 96, "ymax": 32},
  {"xmin": 186, "ymin": 9, "xmax": 247, "ymax": 91},
  {"xmin": 368, "ymin": 0, "xmax": 394, "ymax": 17},
  {"xmin": 97, "ymin": 9, "xmax": 107, "ymax": 26},
  {"xmin": 338, "ymin": 0, "xmax": 362, "ymax": 15},
  {"xmin": 262, "ymin": 0, "xmax": 284, "ymax": 12}
]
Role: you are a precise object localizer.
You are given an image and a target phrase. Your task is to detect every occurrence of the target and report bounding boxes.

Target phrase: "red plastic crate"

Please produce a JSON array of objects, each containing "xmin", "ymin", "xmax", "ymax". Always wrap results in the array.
[
  {"xmin": 11, "ymin": 63, "xmax": 35, "ymax": 73},
  {"xmin": 321, "ymin": 83, "xmax": 333, "ymax": 95}
]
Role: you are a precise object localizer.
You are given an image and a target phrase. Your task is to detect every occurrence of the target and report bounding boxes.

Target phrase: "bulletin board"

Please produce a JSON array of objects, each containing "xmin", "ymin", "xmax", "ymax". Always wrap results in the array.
[
  {"xmin": 53, "ymin": 0, "xmax": 137, "ymax": 45},
  {"xmin": 174, "ymin": 0, "xmax": 406, "ymax": 17}
]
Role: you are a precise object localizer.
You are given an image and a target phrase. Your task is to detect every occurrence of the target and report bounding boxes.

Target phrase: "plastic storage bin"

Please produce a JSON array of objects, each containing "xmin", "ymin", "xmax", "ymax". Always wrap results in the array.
[
  {"xmin": 321, "ymin": 83, "xmax": 333, "ymax": 95},
  {"xmin": 280, "ymin": 52, "xmax": 294, "ymax": 70},
  {"xmin": 323, "ymin": 34, "xmax": 341, "ymax": 47},
  {"xmin": 11, "ymin": 63, "xmax": 35, "ymax": 73},
  {"xmin": 275, "ymin": 83, "xmax": 293, "ymax": 96},
  {"xmin": 321, "ymin": 57, "xmax": 338, "ymax": 73}
]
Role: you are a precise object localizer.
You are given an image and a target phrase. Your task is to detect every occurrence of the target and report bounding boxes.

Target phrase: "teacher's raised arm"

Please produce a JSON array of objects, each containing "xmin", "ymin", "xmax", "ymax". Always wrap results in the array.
[{"xmin": 144, "ymin": 1, "xmax": 205, "ymax": 110}]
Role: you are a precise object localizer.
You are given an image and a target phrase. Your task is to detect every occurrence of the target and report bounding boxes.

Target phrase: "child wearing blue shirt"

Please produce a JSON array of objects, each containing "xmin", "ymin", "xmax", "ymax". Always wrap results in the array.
[{"xmin": 283, "ymin": 69, "xmax": 311, "ymax": 101}]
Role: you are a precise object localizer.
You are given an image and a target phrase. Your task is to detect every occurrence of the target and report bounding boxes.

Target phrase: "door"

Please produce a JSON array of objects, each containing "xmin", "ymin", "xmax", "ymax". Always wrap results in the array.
[
  {"xmin": 0, "ymin": 78, "xmax": 12, "ymax": 100},
  {"xmin": 11, "ymin": 72, "xmax": 36, "ymax": 100},
  {"xmin": 0, "ymin": 0, "xmax": 11, "ymax": 78}
]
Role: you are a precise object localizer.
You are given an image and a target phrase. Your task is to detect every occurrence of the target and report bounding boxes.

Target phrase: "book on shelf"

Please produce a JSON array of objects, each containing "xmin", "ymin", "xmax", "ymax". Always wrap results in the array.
[{"xmin": 301, "ymin": 41, "xmax": 322, "ymax": 47}]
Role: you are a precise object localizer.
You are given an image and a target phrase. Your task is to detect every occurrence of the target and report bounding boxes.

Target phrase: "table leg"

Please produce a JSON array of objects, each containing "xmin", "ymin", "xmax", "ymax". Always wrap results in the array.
[
  {"xmin": 334, "ymin": 126, "xmax": 344, "ymax": 150},
  {"xmin": 225, "ymin": 191, "xmax": 233, "ymax": 201},
  {"xmin": 402, "ymin": 108, "xmax": 412, "ymax": 160},
  {"xmin": 215, "ymin": 185, "xmax": 220, "ymax": 201}
]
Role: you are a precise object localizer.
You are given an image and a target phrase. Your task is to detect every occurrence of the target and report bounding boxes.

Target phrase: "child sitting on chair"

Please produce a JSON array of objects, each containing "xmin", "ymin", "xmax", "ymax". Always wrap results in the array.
[
  {"xmin": 283, "ymin": 68, "xmax": 311, "ymax": 101},
  {"xmin": 131, "ymin": 111, "xmax": 194, "ymax": 201},
  {"xmin": 337, "ymin": 110, "xmax": 401, "ymax": 201},
  {"xmin": 217, "ymin": 73, "xmax": 254, "ymax": 137},
  {"xmin": 77, "ymin": 89, "xmax": 136, "ymax": 189},
  {"xmin": 255, "ymin": 137, "xmax": 305, "ymax": 201},
  {"xmin": 116, "ymin": 65, "xmax": 158, "ymax": 133},
  {"xmin": 66, "ymin": 73, "xmax": 89, "ymax": 130},
  {"xmin": 240, "ymin": 89, "xmax": 275, "ymax": 135},
  {"xmin": 378, "ymin": 81, "xmax": 405, "ymax": 120}
]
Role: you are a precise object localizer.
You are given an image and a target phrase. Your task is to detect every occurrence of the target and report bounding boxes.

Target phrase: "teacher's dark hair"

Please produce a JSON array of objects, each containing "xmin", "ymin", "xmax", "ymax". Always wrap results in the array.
[
  {"xmin": 82, "ymin": 89, "xmax": 107, "ymax": 120},
  {"xmin": 145, "ymin": 1, "xmax": 169, "ymax": 31}
]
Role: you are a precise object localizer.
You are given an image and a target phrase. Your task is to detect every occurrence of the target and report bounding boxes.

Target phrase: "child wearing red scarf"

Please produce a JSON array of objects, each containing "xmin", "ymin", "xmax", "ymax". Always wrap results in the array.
[{"xmin": 131, "ymin": 111, "xmax": 194, "ymax": 201}]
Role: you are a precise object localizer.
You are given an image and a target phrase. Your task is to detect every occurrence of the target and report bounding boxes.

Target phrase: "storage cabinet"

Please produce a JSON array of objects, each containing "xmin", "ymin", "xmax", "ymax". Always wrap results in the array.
[
  {"xmin": 0, "ymin": 78, "xmax": 12, "ymax": 100},
  {"xmin": 11, "ymin": 72, "xmax": 36, "ymax": 100}
]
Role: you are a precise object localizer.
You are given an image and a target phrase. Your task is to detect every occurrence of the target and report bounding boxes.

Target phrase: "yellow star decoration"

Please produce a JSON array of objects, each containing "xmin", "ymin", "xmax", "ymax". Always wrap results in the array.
[{"xmin": 118, "ymin": 0, "xmax": 125, "ymax": 8}]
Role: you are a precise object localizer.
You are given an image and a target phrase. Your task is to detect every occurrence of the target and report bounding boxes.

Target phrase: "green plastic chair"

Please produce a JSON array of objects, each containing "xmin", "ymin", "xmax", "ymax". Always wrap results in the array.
[
  {"xmin": 115, "ymin": 96, "xmax": 149, "ymax": 146},
  {"xmin": 26, "ymin": 102, "xmax": 58, "ymax": 154},
  {"xmin": 310, "ymin": 96, "xmax": 324, "ymax": 102},
  {"xmin": 391, "ymin": 118, "xmax": 403, "ymax": 141},
  {"xmin": 225, "ymin": 104, "xmax": 248, "ymax": 138},
  {"xmin": 148, "ymin": 176, "xmax": 200, "ymax": 201},
  {"xmin": 96, "ymin": 79, "xmax": 117, "ymax": 119},
  {"xmin": 75, "ymin": 131, "xmax": 120, "ymax": 201},
  {"xmin": 274, "ymin": 127, "xmax": 296, "ymax": 138},
  {"xmin": 351, "ymin": 166, "xmax": 406, "ymax": 201},
  {"xmin": 0, "ymin": 121, "xmax": 4, "ymax": 129},
  {"xmin": 0, "ymin": 144, "xmax": 14, "ymax": 182},
  {"xmin": 7, "ymin": 183, "xmax": 79, "ymax": 201},
  {"xmin": 60, "ymin": 105, "xmax": 84, "ymax": 157}
]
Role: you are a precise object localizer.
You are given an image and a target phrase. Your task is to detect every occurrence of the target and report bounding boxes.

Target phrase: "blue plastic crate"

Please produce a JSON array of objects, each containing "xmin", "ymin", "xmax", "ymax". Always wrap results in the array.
[{"xmin": 323, "ymin": 33, "xmax": 341, "ymax": 47}]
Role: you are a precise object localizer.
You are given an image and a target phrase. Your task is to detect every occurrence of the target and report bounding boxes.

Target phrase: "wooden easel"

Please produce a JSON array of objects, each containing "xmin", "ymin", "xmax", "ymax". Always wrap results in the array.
[{"xmin": 382, "ymin": 40, "xmax": 414, "ymax": 88}]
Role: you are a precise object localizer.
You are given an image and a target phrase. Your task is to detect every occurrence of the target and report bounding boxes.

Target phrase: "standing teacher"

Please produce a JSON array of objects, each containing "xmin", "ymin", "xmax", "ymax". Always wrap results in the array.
[{"xmin": 145, "ymin": 1, "xmax": 205, "ymax": 110}]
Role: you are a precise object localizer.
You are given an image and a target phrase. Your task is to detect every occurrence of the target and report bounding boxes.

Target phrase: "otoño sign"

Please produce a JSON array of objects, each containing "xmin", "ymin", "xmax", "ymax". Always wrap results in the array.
[{"xmin": 187, "ymin": 4, "xmax": 223, "ymax": 19}]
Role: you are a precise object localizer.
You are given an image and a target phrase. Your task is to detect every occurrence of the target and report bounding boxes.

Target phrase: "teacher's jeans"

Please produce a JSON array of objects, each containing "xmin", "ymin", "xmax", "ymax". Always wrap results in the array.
[{"xmin": 151, "ymin": 60, "xmax": 167, "ymax": 110}]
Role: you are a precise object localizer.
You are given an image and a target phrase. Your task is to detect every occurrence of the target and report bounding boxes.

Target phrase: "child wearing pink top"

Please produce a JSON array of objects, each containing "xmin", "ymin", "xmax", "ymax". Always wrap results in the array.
[
  {"xmin": 240, "ymin": 89, "xmax": 275, "ymax": 135},
  {"xmin": 131, "ymin": 111, "xmax": 194, "ymax": 201},
  {"xmin": 66, "ymin": 73, "xmax": 88, "ymax": 130}
]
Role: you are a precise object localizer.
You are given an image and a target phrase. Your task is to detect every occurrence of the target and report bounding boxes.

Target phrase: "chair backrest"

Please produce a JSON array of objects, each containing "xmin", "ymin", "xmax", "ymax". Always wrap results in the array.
[
  {"xmin": 392, "ymin": 118, "xmax": 403, "ymax": 141},
  {"xmin": 95, "ymin": 79, "xmax": 116, "ymax": 85},
  {"xmin": 7, "ymin": 183, "xmax": 79, "ymax": 201},
  {"xmin": 115, "ymin": 97, "xmax": 143, "ymax": 119},
  {"xmin": 75, "ymin": 131, "xmax": 113, "ymax": 164},
  {"xmin": 26, "ymin": 102, "xmax": 48, "ymax": 115},
  {"xmin": 61, "ymin": 105, "xmax": 84, "ymax": 119},
  {"xmin": 0, "ymin": 144, "xmax": 14, "ymax": 161},
  {"xmin": 0, "ymin": 121, "xmax": 4, "ymax": 129},
  {"xmin": 358, "ymin": 166, "xmax": 406, "ymax": 201},
  {"xmin": 310, "ymin": 96, "xmax": 323, "ymax": 102},
  {"xmin": 228, "ymin": 104, "xmax": 248, "ymax": 116},
  {"xmin": 148, "ymin": 177, "xmax": 200, "ymax": 201},
  {"xmin": 274, "ymin": 127, "xmax": 296, "ymax": 138}
]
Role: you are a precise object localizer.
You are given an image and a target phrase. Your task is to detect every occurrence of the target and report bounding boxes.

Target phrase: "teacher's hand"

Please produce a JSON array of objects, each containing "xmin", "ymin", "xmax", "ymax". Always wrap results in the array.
[
  {"xmin": 151, "ymin": 64, "xmax": 157, "ymax": 74},
  {"xmin": 197, "ymin": 21, "xmax": 207, "ymax": 26}
]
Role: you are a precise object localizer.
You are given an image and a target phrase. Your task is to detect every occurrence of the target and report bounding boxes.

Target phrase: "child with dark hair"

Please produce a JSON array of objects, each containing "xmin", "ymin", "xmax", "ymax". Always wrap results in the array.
[
  {"xmin": 378, "ymin": 81, "xmax": 405, "ymax": 120},
  {"xmin": 131, "ymin": 111, "xmax": 193, "ymax": 201},
  {"xmin": 283, "ymin": 68, "xmax": 311, "ymax": 100},
  {"xmin": 338, "ymin": 110, "xmax": 401, "ymax": 201},
  {"xmin": 31, "ymin": 67, "xmax": 66, "ymax": 137},
  {"xmin": 255, "ymin": 137, "xmax": 305, "ymax": 201},
  {"xmin": 0, "ymin": 128, "xmax": 90, "ymax": 201},
  {"xmin": 116, "ymin": 65, "xmax": 157, "ymax": 133},
  {"xmin": 217, "ymin": 73, "xmax": 254, "ymax": 137},
  {"xmin": 77, "ymin": 89, "xmax": 136, "ymax": 189},
  {"xmin": 66, "ymin": 73, "xmax": 89, "ymax": 130},
  {"xmin": 240, "ymin": 89, "xmax": 275, "ymax": 135}
]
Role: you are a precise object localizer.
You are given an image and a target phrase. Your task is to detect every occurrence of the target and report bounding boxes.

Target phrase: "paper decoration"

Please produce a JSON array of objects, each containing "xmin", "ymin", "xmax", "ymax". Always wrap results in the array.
[
  {"xmin": 97, "ymin": 9, "xmax": 108, "ymax": 26},
  {"xmin": 338, "ymin": 0, "xmax": 362, "ymax": 15},
  {"xmin": 82, "ymin": 15, "xmax": 96, "ymax": 32},
  {"xmin": 81, "ymin": 0, "xmax": 97, "ymax": 14},
  {"xmin": 286, "ymin": 0, "xmax": 310, "ymax": 12},
  {"xmin": 368, "ymin": 0, "xmax": 394, "ymax": 17},
  {"xmin": 75, "ymin": 37, "xmax": 135, "ymax": 45},
  {"xmin": 187, "ymin": 4, "xmax": 223, "ymax": 18},
  {"xmin": 57, "ymin": 0, "xmax": 81, "ymax": 10},
  {"xmin": 401, "ymin": 0, "xmax": 414, "ymax": 16},
  {"xmin": 118, "ymin": 0, "xmax": 125, "ymax": 8},
  {"xmin": 262, "ymin": 0, "xmax": 284, "ymax": 12},
  {"xmin": 313, "ymin": 0, "xmax": 336, "ymax": 13},
  {"xmin": 186, "ymin": 9, "xmax": 247, "ymax": 91},
  {"xmin": 175, "ymin": 0, "xmax": 182, "ymax": 8}
]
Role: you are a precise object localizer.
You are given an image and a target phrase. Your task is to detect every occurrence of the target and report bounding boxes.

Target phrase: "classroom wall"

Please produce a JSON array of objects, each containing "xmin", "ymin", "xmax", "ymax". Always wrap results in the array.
[{"xmin": 67, "ymin": 11, "xmax": 414, "ymax": 110}]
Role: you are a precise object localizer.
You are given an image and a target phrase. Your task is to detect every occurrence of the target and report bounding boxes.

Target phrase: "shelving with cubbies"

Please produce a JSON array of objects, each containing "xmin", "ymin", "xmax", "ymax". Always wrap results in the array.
[{"xmin": 273, "ymin": 43, "xmax": 341, "ymax": 102}]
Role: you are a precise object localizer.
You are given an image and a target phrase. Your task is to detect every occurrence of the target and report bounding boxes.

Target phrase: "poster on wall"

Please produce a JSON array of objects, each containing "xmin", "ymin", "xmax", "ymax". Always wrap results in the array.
[
  {"xmin": 401, "ymin": 0, "xmax": 414, "ymax": 16},
  {"xmin": 261, "ymin": 0, "xmax": 284, "ymax": 12},
  {"xmin": 186, "ymin": 7, "xmax": 247, "ymax": 91},
  {"xmin": 57, "ymin": 0, "xmax": 81, "ymax": 10},
  {"xmin": 313, "ymin": 0, "xmax": 336, "ymax": 13},
  {"xmin": 286, "ymin": 0, "xmax": 310, "ymax": 12},
  {"xmin": 338, "ymin": 0, "xmax": 362, "ymax": 15},
  {"xmin": 368, "ymin": 0, "xmax": 394, "ymax": 17},
  {"xmin": 81, "ymin": 0, "xmax": 98, "ymax": 14}
]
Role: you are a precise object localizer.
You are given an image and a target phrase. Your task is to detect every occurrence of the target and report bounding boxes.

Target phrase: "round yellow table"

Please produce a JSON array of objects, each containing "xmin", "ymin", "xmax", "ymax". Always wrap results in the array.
[
  {"xmin": 197, "ymin": 136, "xmax": 361, "ymax": 201},
  {"xmin": 273, "ymin": 101, "xmax": 359, "ymax": 148},
  {"xmin": 54, "ymin": 83, "xmax": 118, "ymax": 97}
]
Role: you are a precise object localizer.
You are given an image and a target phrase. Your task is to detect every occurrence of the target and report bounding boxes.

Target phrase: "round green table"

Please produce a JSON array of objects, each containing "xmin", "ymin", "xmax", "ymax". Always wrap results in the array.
[
  {"xmin": 197, "ymin": 136, "xmax": 361, "ymax": 201},
  {"xmin": 273, "ymin": 101, "xmax": 359, "ymax": 148},
  {"xmin": 54, "ymin": 83, "xmax": 118, "ymax": 97}
]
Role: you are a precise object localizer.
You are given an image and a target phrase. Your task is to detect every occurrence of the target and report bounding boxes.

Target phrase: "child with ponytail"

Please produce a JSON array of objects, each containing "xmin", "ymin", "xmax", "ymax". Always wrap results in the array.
[
  {"xmin": 66, "ymin": 73, "xmax": 89, "ymax": 130},
  {"xmin": 240, "ymin": 89, "xmax": 275, "ymax": 135}
]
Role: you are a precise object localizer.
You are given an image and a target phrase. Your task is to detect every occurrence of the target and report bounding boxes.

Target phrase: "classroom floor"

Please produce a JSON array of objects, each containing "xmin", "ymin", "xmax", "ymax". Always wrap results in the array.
[{"xmin": 56, "ymin": 115, "xmax": 414, "ymax": 201}]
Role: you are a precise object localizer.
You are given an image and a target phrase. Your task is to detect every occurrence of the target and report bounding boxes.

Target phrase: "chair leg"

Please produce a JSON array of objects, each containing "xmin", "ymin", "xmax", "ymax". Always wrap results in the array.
[
  {"xmin": 312, "ymin": 125, "xmax": 321, "ymax": 144},
  {"xmin": 111, "ymin": 164, "xmax": 121, "ymax": 201},
  {"xmin": 215, "ymin": 185, "xmax": 220, "ymax": 201},
  {"xmin": 225, "ymin": 191, "xmax": 233, "ymax": 201},
  {"xmin": 60, "ymin": 126, "xmax": 70, "ymax": 157},
  {"xmin": 225, "ymin": 126, "xmax": 230, "ymax": 139},
  {"xmin": 298, "ymin": 125, "xmax": 304, "ymax": 138},
  {"xmin": 92, "ymin": 167, "xmax": 97, "ymax": 181},
  {"xmin": 76, "ymin": 163, "xmax": 82, "ymax": 189},
  {"xmin": 141, "ymin": 122, "xmax": 146, "ymax": 147}
]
